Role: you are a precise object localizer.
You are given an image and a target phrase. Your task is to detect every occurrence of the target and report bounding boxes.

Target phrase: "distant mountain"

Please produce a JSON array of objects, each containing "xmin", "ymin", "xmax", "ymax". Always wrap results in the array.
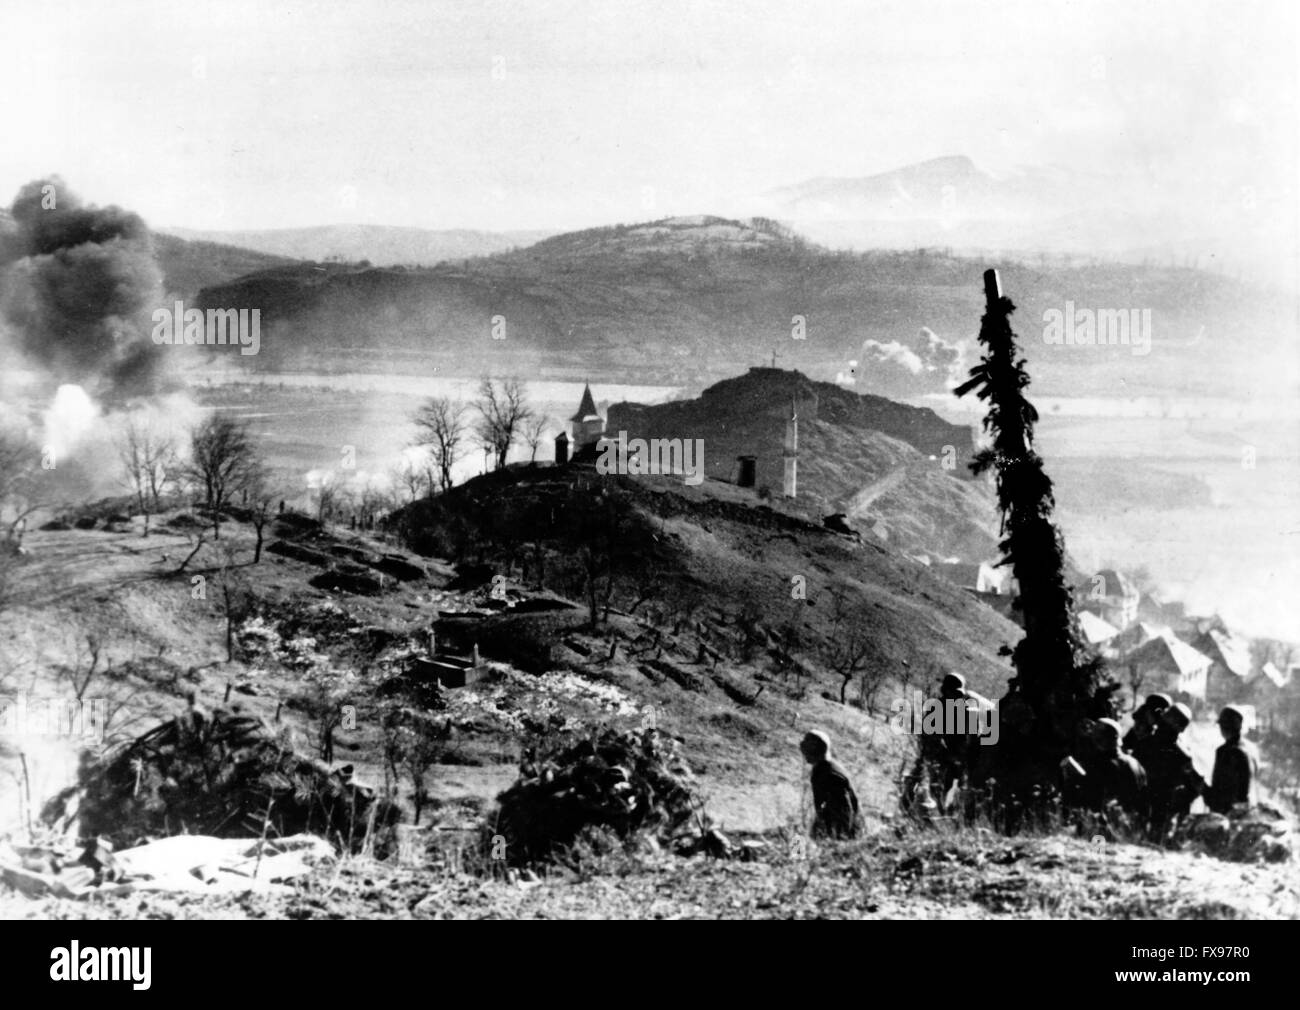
[
  {"xmin": 163, "ymin": 224, "xmax": 556, "ymax": 268},
  {"xmin": 606, "ymin": 367, "xmax": 998, "ymax": 561},
  {"xmin": 759, "ymin": 156, "xmax": 1295, "ymax": 290},
  {"xmin": 191, "ymin": 213, "xmax": 1293, "ymax": 402}
]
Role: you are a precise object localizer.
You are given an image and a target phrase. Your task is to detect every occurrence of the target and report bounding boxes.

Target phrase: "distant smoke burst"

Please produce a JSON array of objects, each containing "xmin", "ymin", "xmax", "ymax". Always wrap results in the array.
[{"xmin": 839, "ymin": 326, "xmax": 966, "ymax": 395}]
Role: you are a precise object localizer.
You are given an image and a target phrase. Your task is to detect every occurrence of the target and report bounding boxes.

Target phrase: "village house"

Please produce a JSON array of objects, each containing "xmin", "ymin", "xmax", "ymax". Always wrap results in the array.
[
  {"xmin": 1077, "ymin": 568, "xmax": 1140, "ymax": 630},
  {"xmin": 1192, "ymin": 627, "xmax": 1253, "ymax": 707},
  {"xmin": 1078, "ymin": 610, "xmax": 1121, "ymax": 656},
  {"xmin": 1119, "ymin": 631, "xmax": 1212, "ymax": 705}
]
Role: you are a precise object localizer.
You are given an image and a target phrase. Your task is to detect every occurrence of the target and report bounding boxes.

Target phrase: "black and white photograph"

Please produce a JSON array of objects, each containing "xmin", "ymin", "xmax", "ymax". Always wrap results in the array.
[{"xmin": 0, "ymin": 0, "xmax": 1296, "ymax": 953}]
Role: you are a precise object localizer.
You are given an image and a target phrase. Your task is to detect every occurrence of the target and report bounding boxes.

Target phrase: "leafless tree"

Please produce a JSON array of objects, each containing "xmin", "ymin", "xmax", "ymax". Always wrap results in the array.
[
  {"xmin": 0, "ymin": 431, "xmax": 43, "ymax": 612},
  {"xmin": 358, "ymin": 478, "xmax": 394, "ymax": 524},
  {"xmin": 118, "ymin": 419, "xmax": 175, "ymax": 537},
  {"xmin": 412, "ymin": 397, "xmax": 468, "ymax": 492},
  {"xmin": 389, "ymin": 457, "xmax": 429, "ymax": 504},
  {"xmin": 1123, "ymin": 661, "xmax": 1151, "ymax": 712},
  {"xmin": 822, "ymin": 590, "xmax": 876, "ymax": 706},
  {"xmin": 523, "ymin": 415, "xmax": 548, "ymax": 463},
  {"xmin": 184, "ymin": 415, "xmax": 258, "ymax": 539},
  {"xmin": 474, "ymin": 377, "xmax": 532, "ymax": 469},
  {"xmin": 0, "ymin": 430, "xmax": 42, "ymax": 542},
  {"xmin": 243, "ymin": 461, "xmax": 285, "ymax": 563},
  {"xmin": 316, "ymin": 472, "xmax": 353, "ymax": 524}
]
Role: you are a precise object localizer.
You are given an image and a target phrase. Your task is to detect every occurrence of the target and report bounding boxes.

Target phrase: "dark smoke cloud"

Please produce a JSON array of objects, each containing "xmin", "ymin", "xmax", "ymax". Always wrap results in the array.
[{"xmin": 1, "ymin": 177, "xmax": 171, "ymax": 401}]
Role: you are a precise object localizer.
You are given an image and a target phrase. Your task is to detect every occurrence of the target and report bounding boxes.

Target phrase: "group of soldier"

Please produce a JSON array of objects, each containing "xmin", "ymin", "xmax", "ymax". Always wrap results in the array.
[
  {"xmin": 800, "ymin": 678, "xmax": 1261, "ymax": 843},
  {"xmin": 1082, "ymin": 693, "xmax": 1259, "ymax": 840}
]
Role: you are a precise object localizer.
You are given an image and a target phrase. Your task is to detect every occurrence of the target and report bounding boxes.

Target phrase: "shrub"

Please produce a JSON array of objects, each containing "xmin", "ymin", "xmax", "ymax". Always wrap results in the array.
[{"xmin": 489, "ymin": 726, "xmax": 701, "ymax": 865}]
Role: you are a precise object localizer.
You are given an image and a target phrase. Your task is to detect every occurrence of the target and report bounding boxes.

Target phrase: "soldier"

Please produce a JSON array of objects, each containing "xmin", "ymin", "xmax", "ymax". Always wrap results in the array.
[
  {"xmin": 1086, "ymin": 718, "xmax": 1148, "ymax": 822},
  {"xmin": 1133, "ymin": 702, "xmax": 1204, "ymax": 840},
  {"xmin": 1123, "ymin": 693, "xmax": 1171, "ymax": 754},
  {"xmin": 1206, "ymin": 705, "xmax": 1258, "ymax": 815},
  {"xmin": 800, "ymin": 730, "xmax": 860, "ymax": 839},
  {"xmin": 931, "ymin": 673, "xmax": 995, "ymax": 803}
]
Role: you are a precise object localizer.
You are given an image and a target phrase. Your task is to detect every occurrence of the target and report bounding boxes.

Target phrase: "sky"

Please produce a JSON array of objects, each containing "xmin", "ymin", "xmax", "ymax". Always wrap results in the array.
[{"xmin": 1, "ymin": 0, "xmax": 1295, "ymax": 232}]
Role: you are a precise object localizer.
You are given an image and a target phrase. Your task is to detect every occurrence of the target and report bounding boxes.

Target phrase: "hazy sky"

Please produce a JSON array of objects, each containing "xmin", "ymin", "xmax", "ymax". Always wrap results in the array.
[{"xmin": 2, "ymin": 0, "xmax": 1295, "ymax": 231}]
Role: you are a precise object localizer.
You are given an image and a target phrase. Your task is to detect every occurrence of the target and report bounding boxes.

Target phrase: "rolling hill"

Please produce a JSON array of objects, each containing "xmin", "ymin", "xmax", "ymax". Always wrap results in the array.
[
  {"xmin": 164, "ymin": 224, "xmax": 555, "ymax": 268},
  {"xmin": 190, "ymin": 214, "xmax": 1296, "ymax": 401},
  {"xmin": 606, "ymin": 366, "xmax": 998, "ymax": 561}
]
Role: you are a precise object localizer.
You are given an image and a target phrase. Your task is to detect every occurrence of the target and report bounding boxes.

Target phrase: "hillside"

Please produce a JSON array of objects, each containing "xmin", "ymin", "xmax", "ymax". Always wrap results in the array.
[
  {"xmin": 190, "ymin": 214, "xmax": 1295, "ymax": 400},
  {"xmin": 606, "ymin": 367, "xmax": 998, "ymax": 560},
  {"xmin": 163, "ymin": 224, "xmax": 555, "ymax": 268},
  {"xmin": 2, "ymin": 484, "xmax": 1295, "ymax": 920},
  {"xmin": 0, "ymin": 207, "xmax": 293, "ymax": 303}
]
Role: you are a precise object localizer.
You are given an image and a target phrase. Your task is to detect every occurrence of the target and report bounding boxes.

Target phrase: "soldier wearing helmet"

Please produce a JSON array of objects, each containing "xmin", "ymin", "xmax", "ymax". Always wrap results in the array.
[
  {"xmin": 1206, "ymin": 705, "xmax": 1258, "ymax": 815},
  {"xmin": 1122, "ymin": 693, "xmax": 1172, "ymax": 754},
  {"xmin": 1132, "ymin": 701, "xmax": 1204, "ymax": 840},
  {"xmin": 799, "ymin": 730, "xmax": 861, "ymax": 839}
]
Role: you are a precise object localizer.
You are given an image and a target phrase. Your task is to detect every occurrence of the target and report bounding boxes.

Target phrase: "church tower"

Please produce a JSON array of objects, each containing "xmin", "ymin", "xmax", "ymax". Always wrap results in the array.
[
  {"xmin": 782, "ymin": 395, "xmax": 798, "ymax": 498},
  {"xmin": 569, "ymin": 382, "xmax": 605, "ymax": 458}
]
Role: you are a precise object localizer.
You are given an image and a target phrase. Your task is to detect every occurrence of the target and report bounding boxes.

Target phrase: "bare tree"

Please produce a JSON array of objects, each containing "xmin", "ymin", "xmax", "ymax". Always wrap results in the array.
[
  {"xmin": 389, "ymin": 457, "xmax": 429, "ymax": 504},
  {"xmin": 474, "ymin": 377, "xmax": 532, "ymax": 469},
  {"xmin": 1123, "ymin": 661, "xmax": 1151, "ymax": 713},
  {"xmin": 822, "ymin": 590, "xmax": 875, "ymax": 705},
  {"xmin": 0, "ymin": 431, "xmax": 42, "ymax": 611},
  {"xmin": 184, "ymin": 415, "xmax": 258, "ymax": 539},
  {"xmin": 412, "ymin": 397, "xmax": 468, "ymax": 492},
  {"xmin": 0, "ymin": 430, "xmax": 42, "ymax": 542},
  {"xmin": 243, "ymin": 461, "xmax": 284, "ymax": 564},
  {"xmin": 523, "ymin": 415, "xmax": 548, "ymax": 463},
  {"xmin": 315, "ymin": 472, "xmax": 354, "ymax": 524},
  {"xmin": 118, "ymin": 419, "xmax": 174, "ymax": 537},
  {"xmin": 358, "ymin": 478, "xmax": 394, "ymax": 526}
]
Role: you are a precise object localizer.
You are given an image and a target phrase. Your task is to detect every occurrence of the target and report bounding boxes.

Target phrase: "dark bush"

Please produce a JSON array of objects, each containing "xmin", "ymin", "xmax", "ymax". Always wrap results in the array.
[{"xmin": 489, "ymin": 727, "xmax": 701, "ymax": 866}]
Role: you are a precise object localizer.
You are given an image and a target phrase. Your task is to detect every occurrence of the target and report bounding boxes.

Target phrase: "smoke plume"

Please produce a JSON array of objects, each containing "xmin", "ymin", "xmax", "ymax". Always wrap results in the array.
[
  {"xmin": 837, "ymin": 326, "xmax": 966, "ymax": 395},
  {"xmin": 1, "ymin": 177, "xmax": 172, "ymax": 402}
]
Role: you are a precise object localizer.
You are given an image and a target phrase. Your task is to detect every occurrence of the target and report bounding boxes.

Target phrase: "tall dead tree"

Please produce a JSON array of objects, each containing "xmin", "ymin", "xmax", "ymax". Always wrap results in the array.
[{"xmin": 954, "ymin": 269, "xmax": 1117, "ymax": 800}]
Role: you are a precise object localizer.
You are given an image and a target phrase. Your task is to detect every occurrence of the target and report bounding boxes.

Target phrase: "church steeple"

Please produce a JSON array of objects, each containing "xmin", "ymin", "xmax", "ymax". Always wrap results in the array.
[
  {"xmin": 570, "ymin": 383, "xmax": 598, "ymax": 423},
  {"xmin": 569, "ymin": 382, "xmax": 605, "ymax": 456}
]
